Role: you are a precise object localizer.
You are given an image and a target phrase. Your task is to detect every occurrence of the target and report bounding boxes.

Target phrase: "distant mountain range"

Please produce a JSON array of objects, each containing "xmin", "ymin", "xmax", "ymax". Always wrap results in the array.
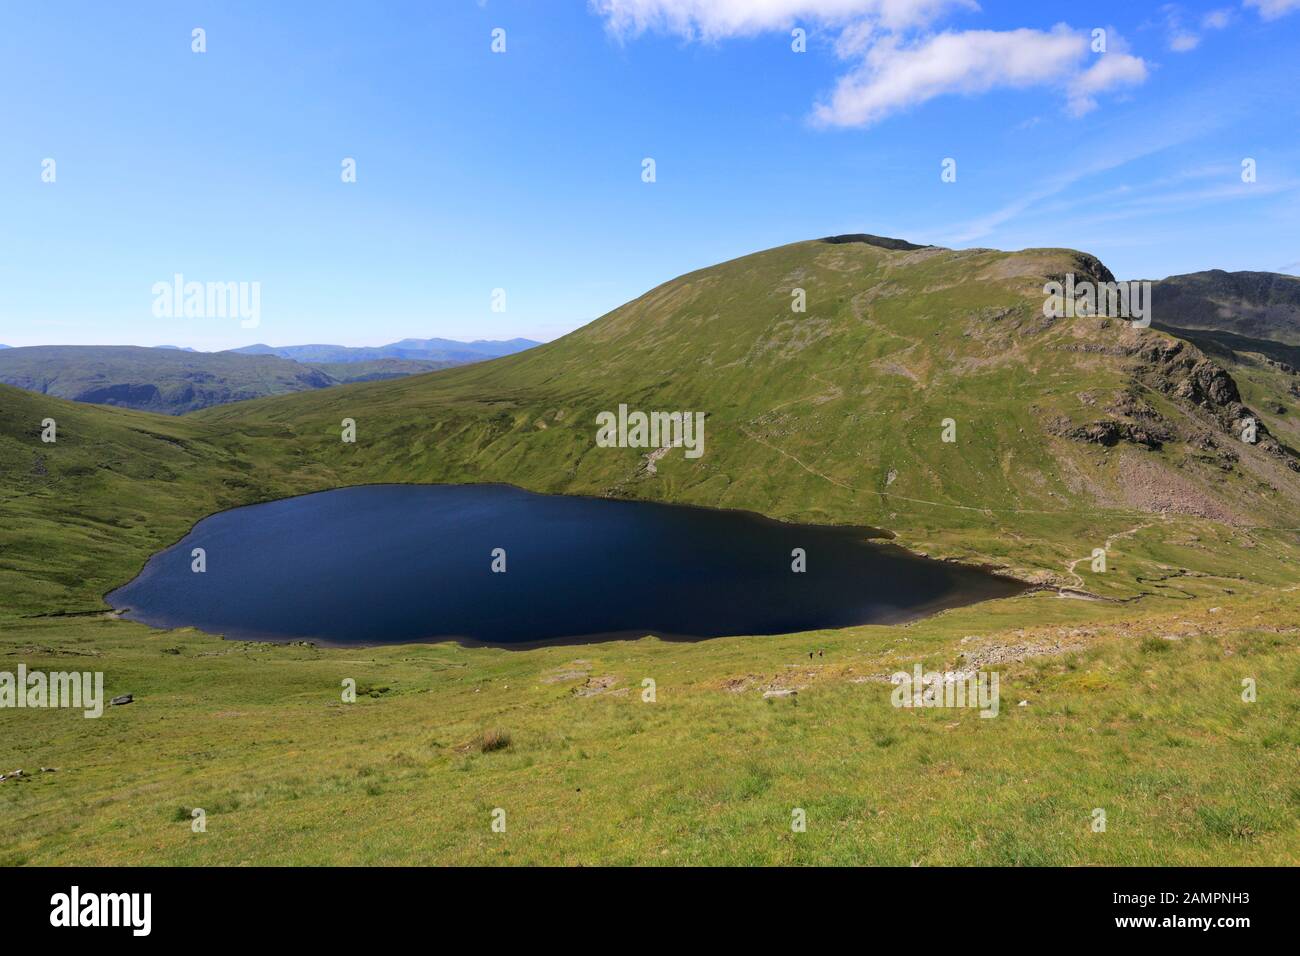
[
  {"xmin": 0, "ymin": 338, "xmax": 539, "ymax": 414},
  {"xmin": 231, "ymin": 337, "xmax": 541, "ymax": 364}
]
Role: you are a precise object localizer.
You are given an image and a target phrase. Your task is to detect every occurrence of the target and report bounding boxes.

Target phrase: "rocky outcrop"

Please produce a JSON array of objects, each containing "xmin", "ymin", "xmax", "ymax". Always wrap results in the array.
[
  {"xmin": 1052, "ymin": 335, "xmax": 1299, "ymax": 471},
  {"xmin": 1128, "ymin": 338, "xmax": 1299, "ymax": 471},
  {"xmin": 1059, "ymin": 419, "xmax": 1172, "ymax": 450}
]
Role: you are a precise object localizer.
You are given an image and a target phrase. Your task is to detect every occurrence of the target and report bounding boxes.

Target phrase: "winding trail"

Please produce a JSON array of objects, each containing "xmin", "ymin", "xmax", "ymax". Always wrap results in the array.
[{"xmin": 1062, "ymin": 518, "xmax": 1164, "ymax": 588}]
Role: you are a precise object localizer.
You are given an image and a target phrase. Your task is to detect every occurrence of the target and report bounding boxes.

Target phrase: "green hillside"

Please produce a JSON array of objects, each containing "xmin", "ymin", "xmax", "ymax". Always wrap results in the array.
[
  {"xmin": 3, "ymin": 236, "xmax": 1299, "ymax": 865},
  {"xmin": 191, "ymin": 238, "xmax": 1300, "ymax": 588},
  {"xmin": 302, "ymin": 358, "xmax": 455, "ymax": 383},
  {"xmin": 6, "ymin": 236, "xmax": 1300, "ymax": 612}
]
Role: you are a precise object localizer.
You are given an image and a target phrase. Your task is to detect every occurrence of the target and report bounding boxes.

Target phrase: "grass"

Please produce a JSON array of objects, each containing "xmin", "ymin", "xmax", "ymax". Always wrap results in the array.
[
  {"xmin": 2, "ymin": 236, "xmax": 1298, "ymax": 864},
  {"xmin": 2, "ymin": 585, "xmax": 1297, "ymax": 865}
]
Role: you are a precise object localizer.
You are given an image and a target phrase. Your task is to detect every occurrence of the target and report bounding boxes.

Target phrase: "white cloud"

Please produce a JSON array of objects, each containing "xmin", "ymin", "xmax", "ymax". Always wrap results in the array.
[
  {"xmin": 1067, "ymin": 52, "xmax": 1149, "ymax": 116},
  {"xmin": 590, "ymin": 0, "xmax": 975, "ymax": 41},
  {"xmin": 813, "ymin": 27, "xmax": 1085, "ymax": 127},
  {"xmin": 813, "ymin": 27, "xmax": 1148, "ymax": 127},
  {"xmin": 591, "ymin": 2, "xmax": 1149, "ymax": 128},
  {"xmin": 1245, "ymin": 0, "xmax": 1300, "ymax": 20}
]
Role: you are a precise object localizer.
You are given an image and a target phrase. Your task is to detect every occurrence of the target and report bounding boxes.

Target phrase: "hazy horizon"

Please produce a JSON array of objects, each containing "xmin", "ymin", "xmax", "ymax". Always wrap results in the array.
[{"xmin": 0, "ymin": 335, "xmax": 548, "ymax": 352}]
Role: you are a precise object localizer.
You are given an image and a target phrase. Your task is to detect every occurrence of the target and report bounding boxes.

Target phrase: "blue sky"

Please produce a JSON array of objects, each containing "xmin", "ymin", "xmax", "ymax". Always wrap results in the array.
[{"xmin": 1, "ymin": 0, "xmax": 1297, "ymax": 350}]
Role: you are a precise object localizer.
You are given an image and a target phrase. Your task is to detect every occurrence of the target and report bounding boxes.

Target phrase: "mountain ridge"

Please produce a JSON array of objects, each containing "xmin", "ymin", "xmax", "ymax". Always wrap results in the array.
[
  {"xmin": 0, "ymin": 345, "xmax": 452, "ymax": 414},
  {"xmin": 1147, "ymin": 269, "xmax": 1300, "ymax": 346},
  {"xmin": 0, "ymin": 337, "xmax": 539, "ymax": 414},
  {"xmin": 230, "ymin": 336, "xmax": 541, "ymax": 364}
]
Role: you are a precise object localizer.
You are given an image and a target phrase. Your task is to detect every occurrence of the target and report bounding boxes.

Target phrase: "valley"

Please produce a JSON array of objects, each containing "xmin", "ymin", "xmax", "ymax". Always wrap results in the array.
[{"xmin": 2, "ymin": 235, "xmax": 1299, "ymax": 865}]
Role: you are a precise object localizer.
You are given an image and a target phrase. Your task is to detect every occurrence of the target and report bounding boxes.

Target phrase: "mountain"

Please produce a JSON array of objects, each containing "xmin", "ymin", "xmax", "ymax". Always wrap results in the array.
[
  {"xmin": 230, "ymin": 337, "xmax": 540, "ymax": 364},
  {"xmin": 1150, "ymin": 270, "xmax": 1300, "ymax": 346},
  {"xmin": 196, "ymin": 237, "xmax": 1300, "ymax": 539},
  {"xmin": 6, "ymin": 236, "xmax": 1300, "ymax": 617}
]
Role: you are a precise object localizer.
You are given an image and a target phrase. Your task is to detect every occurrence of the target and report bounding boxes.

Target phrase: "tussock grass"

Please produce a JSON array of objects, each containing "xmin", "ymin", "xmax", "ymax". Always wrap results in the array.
[{"xmin": 475, "ymin": 729, "xmax": 512, "ymax": 753}]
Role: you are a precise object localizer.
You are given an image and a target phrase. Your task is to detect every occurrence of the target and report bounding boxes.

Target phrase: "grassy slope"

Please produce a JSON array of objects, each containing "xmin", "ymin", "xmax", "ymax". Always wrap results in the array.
[
  {"xmin": 2, "ymin": 238, "xmax": 1298, "ymax": 864},
  {"xmin": 4, "ymin": 589, "xmax": 1296, "ymax": 865},
  {"xmin": 303, "ymin": 358, "xmax": 453, "ymax": 383}
]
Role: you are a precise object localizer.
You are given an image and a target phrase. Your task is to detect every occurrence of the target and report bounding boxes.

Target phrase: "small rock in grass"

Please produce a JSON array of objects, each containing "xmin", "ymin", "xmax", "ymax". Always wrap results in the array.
[{"xmin": 110, "ymin": 694, "xmax": 133, "ymax": 706}]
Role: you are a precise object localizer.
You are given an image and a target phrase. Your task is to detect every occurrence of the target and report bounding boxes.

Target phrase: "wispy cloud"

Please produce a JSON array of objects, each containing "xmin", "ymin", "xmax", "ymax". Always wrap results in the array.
[
  {"xmin": 590, "ymin": 0, "xmax": 974, "ymax": 41},
  {"xmin": 1202, "ymin": 8, "xmax": 1234, "ymax": 29},
  {"xmin": 1245, "ymin": 0, "xmax": 1300, "ymax": 20},
  {"xmin": 1160, "ymin": 4, "xmax": 1198, "ymax": 51},
  {"xmin": 1155, "ymin": 4, "xmax": 1232, "ymax": 53},
  {"xmin": 933, "ymin": 103, "xmax": 1237, "ymax": 244}
]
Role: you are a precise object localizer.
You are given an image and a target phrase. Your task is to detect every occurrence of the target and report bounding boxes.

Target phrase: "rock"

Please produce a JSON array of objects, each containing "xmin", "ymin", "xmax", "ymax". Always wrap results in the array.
[
  {"xmin": 110, "ymin": 694, "xmax": 133, "ymax": 706},
  {"xmin": 1017, "ymin": 700, "xmax": 1029, "ymax": 707},
  {"xmin": 763, "ymin": 689, "xmax": 797, "ymax": 699},
  {"xmin": 1061, "ymin": 418, "xmax": 1171, "ymax": 449},
  {"xmin": 40, "ymin": 767, "xmax": 56, "ymax": 773}
]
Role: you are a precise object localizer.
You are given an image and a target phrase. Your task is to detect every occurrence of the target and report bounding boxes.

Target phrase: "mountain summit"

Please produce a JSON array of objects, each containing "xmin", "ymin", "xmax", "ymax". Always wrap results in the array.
[{"xmin": 192, "ymin": 237, "xmax": 1300, "ymax": 553}]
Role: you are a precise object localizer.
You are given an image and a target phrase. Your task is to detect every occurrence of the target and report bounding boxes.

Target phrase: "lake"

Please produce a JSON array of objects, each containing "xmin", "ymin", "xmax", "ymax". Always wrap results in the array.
[{"xmin": 107, "ymin": 484, "xmax": 1027, "ymax": 647}]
